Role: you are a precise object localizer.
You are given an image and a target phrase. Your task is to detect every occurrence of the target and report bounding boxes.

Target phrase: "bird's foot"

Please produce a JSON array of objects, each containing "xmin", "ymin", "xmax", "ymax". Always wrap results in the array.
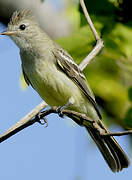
[
  {"xmin": 37, "ymin": 112, "xmax": 48, "ymax": 127},
  {"xmin": 56, "ymin": 97, "xmax": 75, "ymax": 118},
  {"xmin": 56, "ymin": 106, "xmax": 64, "ymax": 117}
]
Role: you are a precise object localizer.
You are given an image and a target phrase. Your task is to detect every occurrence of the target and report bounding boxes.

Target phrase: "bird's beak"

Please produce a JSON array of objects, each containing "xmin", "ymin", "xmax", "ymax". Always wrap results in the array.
[{"xmin": 0, "ymin": 31, "xmax": 17, "ymax": 36}]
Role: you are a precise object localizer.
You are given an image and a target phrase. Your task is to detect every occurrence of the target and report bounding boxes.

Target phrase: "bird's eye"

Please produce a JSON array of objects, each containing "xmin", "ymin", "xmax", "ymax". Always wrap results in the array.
[{"xmin": 19, "ymin": 24, "xmax": 26, "ymax": 30}]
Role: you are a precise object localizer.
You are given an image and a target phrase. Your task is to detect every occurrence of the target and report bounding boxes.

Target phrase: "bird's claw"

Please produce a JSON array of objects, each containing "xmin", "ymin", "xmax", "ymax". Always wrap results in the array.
[
  {"xmin": 37, "ymin": 117, "xmax": 48, "ymax": 127},
  {"xmin": 56, "ymin": 106, "xmax": 64, "ymax": 117},
  {"xmin": 56, "ymin": 100, "xmax": 73, "ymax": 118}
]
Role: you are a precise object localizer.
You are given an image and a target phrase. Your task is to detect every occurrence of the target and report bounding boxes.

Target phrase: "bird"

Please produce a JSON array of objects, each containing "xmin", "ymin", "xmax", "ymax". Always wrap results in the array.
[{"xmin": 0, "ymin": 9, "xmax": 130, "ymax": 172}]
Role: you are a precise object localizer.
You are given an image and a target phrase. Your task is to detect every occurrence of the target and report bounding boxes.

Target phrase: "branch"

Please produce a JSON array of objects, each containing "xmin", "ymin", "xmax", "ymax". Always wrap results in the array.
[
  {"xmin": 0, "ymin": 106, "xmax": 94, "ymax": 143},
  {"xmin": 0, "ymin": 101, "xmax": 47, "ymax": 143},
  {"xmin": 79, "ymin": 0, "xmax": 104, "ymax": 71},
  {"xmin": 1, "ymin": 100, "xmax": 132, "ymax": 143},
  {"xmin": 80, "ymin": 0, "xmax": 100, "ymax": 41},
  {"xmin": 101, "ymin": 130, "xmax": 132, "ymax": 137}
]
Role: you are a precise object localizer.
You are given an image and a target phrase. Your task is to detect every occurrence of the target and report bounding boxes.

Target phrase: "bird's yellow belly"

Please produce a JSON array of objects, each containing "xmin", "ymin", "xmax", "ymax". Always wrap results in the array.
[
  {"xmin": 32, "ymin": 66, "xmax": 83, "ymax": 107},
  {"xmin": 25, "ymin": 61, "xmax": 98, "ymax": 120}
]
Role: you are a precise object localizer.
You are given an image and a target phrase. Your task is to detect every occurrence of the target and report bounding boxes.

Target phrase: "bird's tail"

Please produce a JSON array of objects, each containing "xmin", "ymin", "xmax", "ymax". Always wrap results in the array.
[{"xmin": 85, "ymin": 123, "xmax": 130, "ymax": 172}]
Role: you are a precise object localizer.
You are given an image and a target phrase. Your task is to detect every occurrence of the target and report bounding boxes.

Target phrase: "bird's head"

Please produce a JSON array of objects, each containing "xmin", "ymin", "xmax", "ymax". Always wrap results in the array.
[{"xmin": 0, "ymin": 10, "xmax": 40, "ymax": 49}]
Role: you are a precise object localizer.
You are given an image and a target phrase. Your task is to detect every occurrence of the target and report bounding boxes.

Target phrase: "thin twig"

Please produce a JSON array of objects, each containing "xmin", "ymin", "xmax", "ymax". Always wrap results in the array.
[
  {"xmin": 0, "ymin": 101, "xmax": 47, "ymax": 143},
  {"xmin": 79, "ymin": 0, "xmax": 104, "ymax": 71},
  {"xmin": 79, "ymin": 40, "xmax": 104, "ymax": 71},
  {"xmin": 0, "ymin": 106, "xmax": 94, "ymax": 143},
  {"xmin": 80, "ymin": 0, "xmax": 100, "ymax": 40},
  {"xmin": 101, "ymin": 130, "xmax": 132, "ymax": 137}
]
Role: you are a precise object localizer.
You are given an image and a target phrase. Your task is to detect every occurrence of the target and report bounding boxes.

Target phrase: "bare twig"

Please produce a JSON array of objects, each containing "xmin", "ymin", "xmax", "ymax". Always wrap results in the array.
[
  {"xmin": 101, "ymin": 130, "xmax": 132, "ymax": 137},
  {"xmin": 80, "ymin": 0, "xmax": 100, "ymax": 41},
  {"xmin": 0, "ymin": 101, "xmax": 47, "ymax": 143},
  {"xmin": 79, "ymin": 40, "xmax": 104, "ymax": 71},
  {"xmin": 79, "ymin": 0, "xmax": 104, "ymax": 71},
  {"xmin": 0, "ymin": 106, "xmax": 94, "ymax": 143},
  {"xmin": 1, "ymin": 99, "xmax": 132, "ymax": 143}
]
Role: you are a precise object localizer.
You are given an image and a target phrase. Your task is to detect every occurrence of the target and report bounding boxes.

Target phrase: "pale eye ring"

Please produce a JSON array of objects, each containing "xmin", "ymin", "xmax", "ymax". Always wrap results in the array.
[{"xmin": 19, "ymin": 24, "xmax": 26, "ymax": 30}]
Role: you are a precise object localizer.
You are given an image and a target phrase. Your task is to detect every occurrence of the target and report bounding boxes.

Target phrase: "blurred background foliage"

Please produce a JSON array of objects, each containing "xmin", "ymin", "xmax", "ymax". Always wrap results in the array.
[{"xmin": 55, "ymin": 0, "xmax": 132, "ymax": 129}]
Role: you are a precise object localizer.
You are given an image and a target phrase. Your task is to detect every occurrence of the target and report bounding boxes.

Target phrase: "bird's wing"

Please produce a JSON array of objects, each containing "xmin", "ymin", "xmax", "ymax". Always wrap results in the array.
[
  {"xmin": 22, "ymin": 68, "xmax": 30, "ymax": 86},
  {"xmin": 52, "ymin": 47, "xmax": 102, "ymax": 119},
  {"xmin": 22, "ymin": 67, "xmax": 34, "ymax": 89}
]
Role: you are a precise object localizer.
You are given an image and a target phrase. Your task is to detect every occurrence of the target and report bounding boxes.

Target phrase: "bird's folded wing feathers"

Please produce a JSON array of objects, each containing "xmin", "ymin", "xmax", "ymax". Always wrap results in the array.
[
  {"xmin": 22, "ymin": 67, "xmax": 34, "ymax": 89},
  {"xmin": 22, "ymin": 68, "xmax": 30, "ymax": 86},
  {"xmin": 52, "ymin": 47, "xmax": 102, "ymax": 119}
]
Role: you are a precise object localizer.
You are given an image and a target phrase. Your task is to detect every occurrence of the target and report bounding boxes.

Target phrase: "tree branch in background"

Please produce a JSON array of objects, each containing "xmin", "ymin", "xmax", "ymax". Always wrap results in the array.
[
  {"xmin": 79, "ymin": 0, "xmax": 104, "ymax": 71},
  {"xmin": 101, "ymin": 130, "xmax": 132, "ymax": 137}
]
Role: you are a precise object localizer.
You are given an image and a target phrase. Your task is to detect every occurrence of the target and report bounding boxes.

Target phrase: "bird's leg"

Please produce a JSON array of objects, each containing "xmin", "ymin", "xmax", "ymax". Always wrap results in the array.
[
  {"xmin": 56, "ymin": 97, "xmax": 75, "ymax": 117},
  {"xmin": 56, "ymin": 103, "xmax": 71, "ymax": 117}
]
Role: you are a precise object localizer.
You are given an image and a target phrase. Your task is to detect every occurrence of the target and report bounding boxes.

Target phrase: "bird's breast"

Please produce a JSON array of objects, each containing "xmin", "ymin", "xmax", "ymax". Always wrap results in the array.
[
  {"xmin": 22, "ymin": 55, "xmax": 99, "ymax": 120},
  {"xmin": 22, "ymin": 55, "xmax": 79, "ymax": 106}
]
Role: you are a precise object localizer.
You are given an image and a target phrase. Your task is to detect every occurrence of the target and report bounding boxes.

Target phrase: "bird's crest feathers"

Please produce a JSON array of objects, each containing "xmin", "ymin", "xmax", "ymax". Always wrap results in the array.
[{"xmin": 9, "ymin": 9, "xmax": 35, "ymax": 25}]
